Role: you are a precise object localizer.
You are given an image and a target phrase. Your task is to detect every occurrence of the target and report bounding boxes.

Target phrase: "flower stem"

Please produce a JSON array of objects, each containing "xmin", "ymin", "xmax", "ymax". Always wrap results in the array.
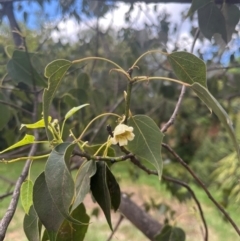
[
  {"xmin": 72, "ymin": 57, "xmax": 126, "ymax": 73},
  {"xmin": 124, "ymin": 81, "xmax": 133, "ymax": 124},
  {"xmin": 77, "ymin": 113, "xmax": 121, "ymax": 141}
]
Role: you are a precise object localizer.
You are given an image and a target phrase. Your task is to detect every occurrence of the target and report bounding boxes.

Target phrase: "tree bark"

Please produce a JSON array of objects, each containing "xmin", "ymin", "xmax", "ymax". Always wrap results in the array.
[
  {"xmin": 119, "ymin": 193, "xmax": 162, "ymax": 241},
  {"xmin": 1, "ymin": 2, "xmax": 23, "ymax": 48}
]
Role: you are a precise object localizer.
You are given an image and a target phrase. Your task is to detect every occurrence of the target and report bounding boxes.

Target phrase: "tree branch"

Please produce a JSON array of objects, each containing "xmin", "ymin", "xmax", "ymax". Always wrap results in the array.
[
  {"xmin": 1, "ymin": 2, "xmax": 23, "ymax": 48},
  {"xmin": 160, "ymin": 85, "xmax": 186, "ymax": 133},
  {"xmin": 107, "ymin": 214, "xmax": 124, "ymax": 241},
  {"xmin": 0, "ymin": 192, "xmax": 13, "ymax": 200},
  {"xmin": 0, "ymin": 136, "xmax": 38, "ymax": 240},
  {"xmin": 0, "ymin": 100, "xmax": 32, "ymax": 116},
  {"xmin": 129, "ymin": 155, "xmax": 208, "ymax": 241},
  {"xmin": 162, "ymin": 143, "xmax": 240, "ymax": 236},
  {"xmin": 0, "ymin": 26, "xmax": 39, "ymax": 240},
  {"xmin": 119, "ymin": 193, "xmax": 162, "ymax": 240},
  {"xmin": 162, "ymin": 175, "xmax": 208, "ymax": 241}
]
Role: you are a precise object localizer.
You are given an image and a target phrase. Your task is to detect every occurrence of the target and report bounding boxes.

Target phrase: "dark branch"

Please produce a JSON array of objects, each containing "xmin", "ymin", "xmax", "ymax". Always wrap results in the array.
[
  {"xmin": 162, "ymin": 143, "xmax": 240, "ymax": 236},
  {"xmin": 0, "ymin": 192, "xmax": 13, "ymax": 200},
  {"xmin": 107, "ymin": 214, "xmax": 124, "ymax": 241},
  {"xmin": 0, "ymin": 138, "xmax": 38, "ymax": 240},
  {"xmin": 162, "ymin": 175, "xmax": 208, "ymax": 241},
  {"xmin": 161, "ymin": 85, "xmax": 186, "ymax": 133},
  {"xmin": 0, "ymin": 100, "xmax": 33, "ymax": 116}
]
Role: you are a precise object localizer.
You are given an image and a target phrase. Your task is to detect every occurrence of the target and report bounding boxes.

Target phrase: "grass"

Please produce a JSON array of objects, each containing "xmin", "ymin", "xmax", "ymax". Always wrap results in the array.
[
  {"xmin": 1, "ymin": 159, "xmax": 240, "ymax": 240},
  {"xmin": 111, "ymin": 161, "xmax": 240, "ymax": 241},
  {"xmin": 0, "ymin": 160, "xmax": 46, "ymax": 241}
]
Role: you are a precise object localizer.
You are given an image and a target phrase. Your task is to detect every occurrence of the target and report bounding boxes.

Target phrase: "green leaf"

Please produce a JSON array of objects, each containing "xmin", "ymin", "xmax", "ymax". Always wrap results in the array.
[
  {"xmin": 41, "ymin": 230, "xmax": 49, "ymax": 241},
  {"xmin": 64, "ymin": 104, "xmax": 89, "ymax": 120},
  {"xmin": 90, "ymin": 162, "xmax": 112, "ymax": 230},
  {"xmin": 72, "ymin": 160, "xmax": 97, "ymax": 211},
  {"xmin": 23, "ymin": 205, "xmax": 40, "ymax": 241},
  {"xmin": 21, "ymin": 179, "xmax": 33, "ymax": 214},
  {"xmin": 63, "ymin": 88, "xmax": 88, "ymax": 107},
  {"xmin": 43, "ymin": 59, "xmax": 72, "ymax": 140},
  {"xmin": 187, "ymin": 0, "xmax": 210, "ymax": 17},
  {"xmin": 127, "ymin": 115, "xmax": 164, "ymax": 179},
  {"xmin": 155, "ymin": 225, "xmax": 186, "ymax": 241},
  {"xmin": 57, "ymin": 203, "xmax": 90, "ymax": 241},
  {"xmin": 20, "ymin": 116, "xmax": 52, "ymax": 130},
  {"xmin": 0, "ymin": 103, "xmax": 10, "ymax": 131},
  {"xmin": 45, "ymin": 143, "xmax": 83, "ymax": 224},
  {"xmin": 198, "ymin": 3, "xmax": 227, "ymax": 43},
  {"xmin": 7, "ymin": 50, "xmax": 46, "ymax": 87},
  {"xmin": 167, "ymin": 51, "xmax": 206, "ymax": 87},
  {"xmin": 106, "ymin": 166, "xmax": 121, "ymax": 211},
  {"xmin": 33, "ymin": 172, "xmax": 64, "ymax": 241},
  {"xmin": 77, "ymin": 73, "xmax": 90, "ymax": 90},
  {"xmin": 44, "ymin": 59, "xmax": 71, "ymax": 78},
  {"xmin": 0, "ymin": 134, "xmax": 35, "ymax": 154},
  {"xmin": 222, "ymin": 4, "xmax": 240, "ymax": 42},
  {"xmin": 191, "ymin": 83, "xmax": 240, "ymax": 161}
]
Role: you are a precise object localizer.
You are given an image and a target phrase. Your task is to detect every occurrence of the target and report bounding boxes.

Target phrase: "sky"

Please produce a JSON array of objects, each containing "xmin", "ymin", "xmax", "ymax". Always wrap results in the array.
[{"xmin": 6, "ymin": 0, "xmax": 239, "ymax": 64}]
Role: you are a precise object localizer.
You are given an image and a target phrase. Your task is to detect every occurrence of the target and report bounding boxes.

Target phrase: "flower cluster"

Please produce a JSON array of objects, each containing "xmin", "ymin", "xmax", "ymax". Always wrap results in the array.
[{"xmin": 110, "ymin": 124, "xmax": 135, "ymax": 146}]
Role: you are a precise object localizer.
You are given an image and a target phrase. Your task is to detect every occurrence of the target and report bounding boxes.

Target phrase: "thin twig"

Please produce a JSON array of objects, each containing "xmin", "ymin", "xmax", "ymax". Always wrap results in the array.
[
  {"xmin": 106, "ymin": 214, "xmax": 124, "ymax": 241},
  {"xmin": 0, "ymin": 30, "xmax": 39, "ymax": 240},
  {"xmin": 162, "ymin": 143, "xmax": 240, "ymax": 236},
  {"xmin": 160, "ymin": 85, "xmax": 186, "ymax": 133},
  {"xmin": 161, "ymin": 28, "xmax": 199, "ymax": 133},
  {"xmin": 0, "ymin": 192, "xmax": 13, "ymax": 200},
  {"xmin": 72, "ymin": 149, "xmax": 133, "ymax": 163},
  {"xmin": 0, "ymin": 100, "xmax": 32, "ymax": 116},
  {"xmin": 191, "ymin": 28, "xmax": 200, "ymax": 54},
  {"xmin": 0, "ymin": 176, "xmax": 15, "ymax": 185},
  {"xmin": 0, "ymin": 136, "xmax": 38, "ymax": 240},
  {"xmin": 162, "ymin": 175, "xmax": 208, "ymax": 241},
  {"xmin": 207, "ymin": 65, "xmax": 240, "ymax": 72},
  {"xmin": 128, "ymin": 156, "xmax": 208, "ymax": 241}
]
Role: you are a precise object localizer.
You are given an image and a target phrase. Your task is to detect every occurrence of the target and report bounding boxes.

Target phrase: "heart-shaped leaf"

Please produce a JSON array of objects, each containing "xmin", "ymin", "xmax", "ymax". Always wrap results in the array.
[
  {"xmin": 127, "ymin": 115, "xmax": 164, "ymax": 179},
  {"xmin": 33, "ymin": 172, "xmax": 64, "ymax": 241},
  {"xmin": 90, "ymin": 162, "xmax": 112, "ymax": 230},
  {"xmin": 43, "ymin": 59, "xmax": 72, "ymax": 140},
  {"xmin": 198, "ymin": 2, "xmax": 227, "ymax": 43},
  {"xmin": 21, "ymin": 179, "xmax": 33, "ymax": 214},
  {"xmin": 57, "ymin": 203, "xmax": 90, "ymax": 241},
  {"xmin": 167, "ymin": 51, "xmax": 206, "ymax": 87},
  {"xmin": 7, "ymin": 50, "xmax": 46, "ymax": 87},
  {"xmin": 222, "ymin": 4, "xmax": 240, "ymax": 42},
  {"xmin": 155, "ymin": 225, "xmax": 186, "ymax": 241},
  {"xmin": 187, "ymin": 0, "xmax": 210, "ymax": 17},
  {"xmin": 72, "ymin": 160, "xmax": 97, "ymax": 211},
  {"xmin": 23, "ymin": 205, "xmax": 40, "ymax": 241},
  {"xmin": 45, "ymin": 143, "xmax": 82, "ymax": 224},
  {"xmin": 191, "ymin": 83, "xmax": 240, "ymax": 161}
]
